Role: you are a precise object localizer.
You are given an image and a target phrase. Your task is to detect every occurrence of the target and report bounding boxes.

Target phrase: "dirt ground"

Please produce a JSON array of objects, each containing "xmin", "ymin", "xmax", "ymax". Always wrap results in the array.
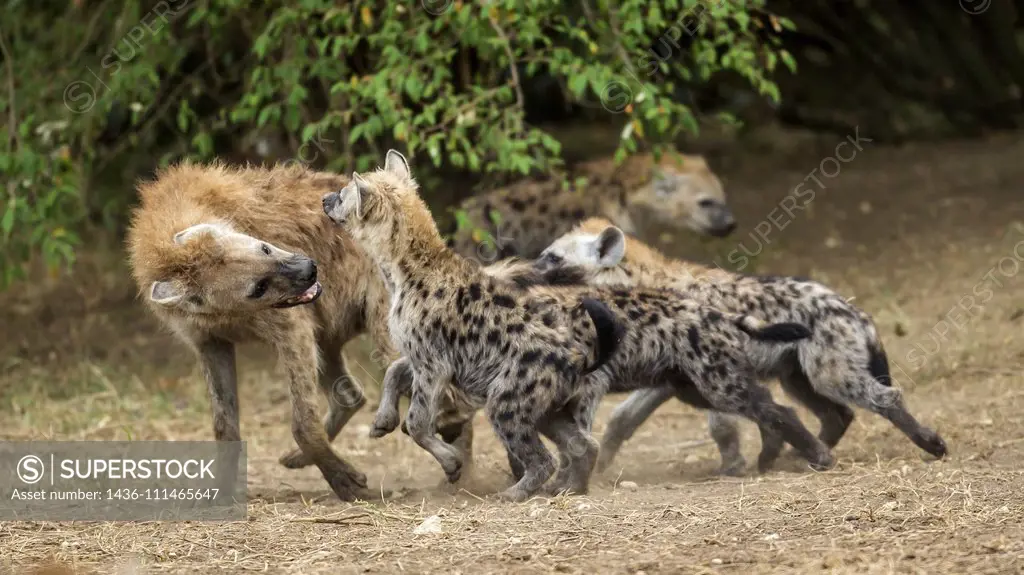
[{"xmin": 2, "ymin": 129, "xmax": 1024, "ymax": 574}]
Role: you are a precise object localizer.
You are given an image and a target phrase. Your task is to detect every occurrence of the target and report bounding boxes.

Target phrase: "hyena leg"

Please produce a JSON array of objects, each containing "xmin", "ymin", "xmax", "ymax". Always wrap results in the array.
[
  {"xmin": 279, "ymin": 329, "xmax": 371, "ymax": 501},
  {"xmin": 432, "ymin": 412, "xmax": 478, "ymax": 488},
  {"xmin": 369, "ymin": 357, "xmax": 414, "ymax": 438},
  {"xmin": 197, "ymin": 337, "xmax": 241, "ymax": 442},
  {"xmin": 506, "ymin": 445, "xmax": 526, "ymax": 481},
  {"xmin": 596, "ymin": 386, "xmax": 675, "ymax": 473},
  {"xmin": 544, "ymin": 393, "xmax": 602, "ymax": 496},
  {"xmin": 197, "ymin": 338, "xmax": 243, "ymax": 497},
  {"xmin": 438, "ymin": 417, "xmax": 477, "ymax": 480},
  {"xmin": 733, "ymin": 382, "xmax": 834, "ymax": 473},
  {"xmin": 843, "ymin": 377, "xmax": 948, "ymax": 459},
  {"xmin": 755, "ymin": 420, "xmax": 786, "ymax": 473},
  {"xmin": 405, "ymin": 372, "xmax": 465, "ymax": 483},
  {"xmin": 540, "ymin": 414, "xmax": 598, "ymax": 496},
  {"xmin": 487, "ymin": 394, "xmax": 556, "ymax": 502},
  {"xmin": 281, "ymin": 337, "xmax": 367, "ymax": 469},
  {"xmin": 668, "ymin": 375, "xmax": 747, "ymax": 476},
  {"xmin": 707, "ymin": 411, "xmax": 747, "ymax": 476},
  {"xmin": 779, "ymin": 366, "xmax": 855, "ymax": 448}
]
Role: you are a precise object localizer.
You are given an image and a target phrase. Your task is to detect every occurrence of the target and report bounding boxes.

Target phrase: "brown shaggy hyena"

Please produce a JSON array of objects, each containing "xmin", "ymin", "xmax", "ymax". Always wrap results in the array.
[
  {"xmin": 126, "ymin": 161, "xmax": 395, "ymax": 501},
  {"xmin": 536, "ymin": 218, "xmax": 948, "ymax": 473},
  {"xmin": 322, "ymin": 150, "xmax": 833, "ymax": 500},
  {"xmin": 446, "ymin": 151, "xmax": 734, "ymax": 263}
]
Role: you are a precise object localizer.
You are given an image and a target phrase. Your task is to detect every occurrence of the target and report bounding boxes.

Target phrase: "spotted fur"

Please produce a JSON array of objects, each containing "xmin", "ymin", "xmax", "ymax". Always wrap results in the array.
[
  {"xmin": 323, "ymin": 150, "xmax": 835, "ymax": 501},
  {"xmin": 445, "ymin": 151, "xmax": 735, "ymax": 264},
  {"xmin": 537, "ymin": 218, "xmax": 948, "ymax": 473}
]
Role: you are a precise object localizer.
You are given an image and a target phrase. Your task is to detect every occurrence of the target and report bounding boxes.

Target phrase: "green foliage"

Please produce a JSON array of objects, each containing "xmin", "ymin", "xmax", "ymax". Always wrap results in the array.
[
  {"xmin": 0, "ymin": 122, "xmax": 82, "ymax": 287},
  {"xmin": 0, "ymin": 0, "xmax": 792, "ymax": 287}
]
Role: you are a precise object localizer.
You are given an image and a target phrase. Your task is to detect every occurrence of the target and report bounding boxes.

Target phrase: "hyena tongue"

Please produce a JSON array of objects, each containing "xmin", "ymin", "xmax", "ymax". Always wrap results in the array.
[{"xmin": 298, "ymin": 282, "xmax": 322, "ymax": 302}]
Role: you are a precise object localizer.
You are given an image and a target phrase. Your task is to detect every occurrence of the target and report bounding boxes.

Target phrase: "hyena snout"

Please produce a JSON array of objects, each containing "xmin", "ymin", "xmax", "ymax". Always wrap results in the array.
[
  {"xmin": 704, "ymin": 202, "xmax": 737, "ymax": 237},
  {"xmin": 270, "ymin": 256, "xmax": 322, "ymax": 309},
  {"xmin": 282, "ymin": 256, "xmax": 317, "ymax": 286},
  {"xmin": 322, "ymin": 192, "xmax": 341, "ymax": 218}
]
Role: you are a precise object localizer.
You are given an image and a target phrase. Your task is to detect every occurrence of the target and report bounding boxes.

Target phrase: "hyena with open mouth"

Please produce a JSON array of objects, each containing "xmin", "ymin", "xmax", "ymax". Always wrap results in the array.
[{"xmin": 127, "ymin": 161, "xmax": 396, "ymax": 501}]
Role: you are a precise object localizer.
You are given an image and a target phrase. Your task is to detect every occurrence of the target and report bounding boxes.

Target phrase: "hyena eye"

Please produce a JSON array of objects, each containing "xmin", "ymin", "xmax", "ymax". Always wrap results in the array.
[
  {"xmin": 250, "ymin": 279, "xmax": 270, "ymax": 299},
  {"xmin": 543, "ymin": 252, "xmax": 563, "ymax": 265},
  {"xmin": 261, "ymin": 244, "xmax": 272, "ymax": 255},
  {"xmin": 698, "ymin": 199, "xmax": 716, "ymax": 208},
  {"xmin": 187, "ymin": 295, "xmax": 204, "ymax": 306}
]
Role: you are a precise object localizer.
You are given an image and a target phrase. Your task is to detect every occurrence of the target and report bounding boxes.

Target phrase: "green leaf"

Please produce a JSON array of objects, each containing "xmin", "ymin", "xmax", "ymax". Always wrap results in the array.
[
  {"xmin": 454, "ymin": 209, "xmax": 471, "ymax": 232},
  {"xmin": 302, "ymin": 123, "xmax": 320, "ymax": 144},
  {"xmin": 191, "ymin": 132, "xmax": 214, "ymax": 157},
  {"xmin": 488, "ymin": 209, "xmax": 503, "ymax": 227},
  {"xmin": 780, "ymin": 50, "xmax": 797, "ymax": 73},
  {"xmin": 404, "ymin": 76, "xmax": 424, "ymax": 100},
  {"xmin": 567, "ymin": 74, "xmax": 589, "ymax": 99}
]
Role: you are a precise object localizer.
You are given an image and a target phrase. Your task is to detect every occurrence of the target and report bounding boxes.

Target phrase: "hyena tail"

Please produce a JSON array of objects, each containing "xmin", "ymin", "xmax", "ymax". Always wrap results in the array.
[
  {"xmin": 581, "ymin": 297, "xmax": 625, "ymax": 374},
  {"xmin": 735, "ymin": 315, "xmax": 812, "ymax": 343},
  {"xmin": 866, "ymin": 341, "xmax": 893, "ymax": 387}
]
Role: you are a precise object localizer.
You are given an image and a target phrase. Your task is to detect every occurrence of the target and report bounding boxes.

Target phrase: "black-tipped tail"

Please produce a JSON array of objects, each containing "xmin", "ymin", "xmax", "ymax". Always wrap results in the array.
[
  {"xmin": 581, "ymin": 298, "xmax": 624, "ymax": 374},
  {"xmin": 867, "ymin": 343, "xmax": 892, "ymax": 386},
  {"xmin": 736, "ymin": 316, "xmax": 812, "ymax": 342}
]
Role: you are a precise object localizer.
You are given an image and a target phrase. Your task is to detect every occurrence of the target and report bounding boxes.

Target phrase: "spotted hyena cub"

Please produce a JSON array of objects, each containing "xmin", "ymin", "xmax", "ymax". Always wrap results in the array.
[
  {"xmin": 447, "ymin": 151, "xmax": 734, "ymax": 263},
  {"xmin": 537, "ymin": 218, "xmax": 949, "ymax": 473},
  {"xmin": 323, "ymin": 150, "xmax": 834, "ymax": 500}
]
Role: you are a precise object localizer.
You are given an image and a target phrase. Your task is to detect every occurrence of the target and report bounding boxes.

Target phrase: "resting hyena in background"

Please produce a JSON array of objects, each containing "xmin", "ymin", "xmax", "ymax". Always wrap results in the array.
[
  {"xmin": 323, "ymin": 150, "xmax": 835, "ymax": 500},
  {"xmin": 447, "ymin": 151, "xmax": 735, "ymax": 262},
  {"xmin": 536, "ymin": 218, "xmax": 948, "ymax": 474},
  {"xmin": 127, "ymin": 161, "xmax": 396, "ymax": 501}
]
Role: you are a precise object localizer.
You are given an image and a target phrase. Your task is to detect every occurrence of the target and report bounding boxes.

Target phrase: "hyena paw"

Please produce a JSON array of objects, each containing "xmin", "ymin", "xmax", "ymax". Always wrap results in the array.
[
  {"xmin": 437, "ymin": 461, "xmax": 472, "ymax": 489},
  {"xmin": 808, "ymin": 451, "xmax": 836, "ymax": 472},
  {"xmin": 442, "ymin": 459, "xmax": 464, "ymax": 484},
  {"xmin": 323, "ymin": 466, "xmax": 374, "ymax": 502},
  {"xmin": 919, "ymin": 431, "xmax": 948, "ymax": 459},
  {"xmin": 543, "ymin": 480, "xmax": 585, "ymax": 497},
  {"xmin": 717, "ymin": 456, "xmax": 747, "ymax": 477},
  {"xmin": 278, "ymin": 448, "xmax": 314, "ymax": 469},
  {"xmin": 494, "ymin": 486, "xmax": 531, "ymax": 503},
  {"xmin": 369, "ymin": 408, "xmax": 401, "ymax": 438}
]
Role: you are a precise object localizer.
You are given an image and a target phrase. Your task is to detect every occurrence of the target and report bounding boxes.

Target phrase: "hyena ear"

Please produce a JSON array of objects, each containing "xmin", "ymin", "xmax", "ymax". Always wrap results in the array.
[
  {"xmin": 174, "ymin": 223, "xmax": 224, "ymax": 245},
  {"xmin": 593, "ymin": 226, "xmax": 626, "ymax": 267},
  {"xmin": 149, "ymin": 281, "xmax": 185, "ymax": 307},
  {"xmin": 384, "ymin": 149, "xmax": 411, "ymax": 181},
  {"xmin": 351, "ymin": 172, "xmax": 371, "ymax": 219}
]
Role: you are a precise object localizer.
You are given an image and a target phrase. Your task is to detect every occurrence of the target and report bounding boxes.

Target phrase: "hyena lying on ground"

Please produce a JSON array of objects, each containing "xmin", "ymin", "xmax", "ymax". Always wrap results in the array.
[
  {"xmin": 127, "ymin": 161, "xmax": 396, "ymax": 501},
  {"xmin": 535, "ymin": 218, "xmax": 949, "ymax": 473},
  {"xmin": 446, "ymin": 151, "xmax": 735, "ymax": 262},
  {"xmin": 322, "ymin": 150, "xmax": 834, "ymax": 500}
]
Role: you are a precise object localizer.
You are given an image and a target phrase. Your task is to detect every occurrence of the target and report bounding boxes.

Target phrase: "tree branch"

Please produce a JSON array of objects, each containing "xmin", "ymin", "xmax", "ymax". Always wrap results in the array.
[
  {"xmin": 93, "ymin": 62, "xmax": 211, "ymax": 176},
  {"xmin": 487, "ymin": 12, "xmax": 525, "ymax": 113},
  {"xmin": 582, "ymin": 0, "xmax": 640, "ymax": 79}
]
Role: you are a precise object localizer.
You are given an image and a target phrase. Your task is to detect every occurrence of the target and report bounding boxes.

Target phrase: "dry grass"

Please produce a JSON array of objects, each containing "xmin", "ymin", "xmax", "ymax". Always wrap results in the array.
[{"xmin": 3, "ymin": 133, "xmax": 1024, "ymax": 574}]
